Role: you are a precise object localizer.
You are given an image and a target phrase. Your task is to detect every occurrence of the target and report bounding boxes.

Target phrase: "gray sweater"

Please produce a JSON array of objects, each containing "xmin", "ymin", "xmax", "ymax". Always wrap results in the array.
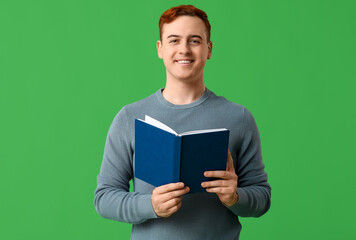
[{"xmin": 94, "ymin": 88, "xmax": 271, "ymax": 239}]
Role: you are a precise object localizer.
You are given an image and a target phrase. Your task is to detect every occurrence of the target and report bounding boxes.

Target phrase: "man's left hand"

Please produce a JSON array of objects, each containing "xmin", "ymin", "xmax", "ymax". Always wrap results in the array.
[{"xmin": 201, "ymin": 150, "xmax": 238, "ymax": 207}]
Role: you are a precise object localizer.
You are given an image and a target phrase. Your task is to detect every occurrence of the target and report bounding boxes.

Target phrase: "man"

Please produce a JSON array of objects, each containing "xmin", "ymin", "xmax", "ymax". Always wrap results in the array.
[{"xmin": 94, "ymin": 5, "xmax": 271, "ymax": 239}]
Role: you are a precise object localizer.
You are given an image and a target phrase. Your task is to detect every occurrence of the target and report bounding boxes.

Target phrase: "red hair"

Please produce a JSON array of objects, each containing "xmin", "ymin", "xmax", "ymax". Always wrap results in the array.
[{"xmin": 159, "ymin": 5, "xmax": 211, "ymax": 42}]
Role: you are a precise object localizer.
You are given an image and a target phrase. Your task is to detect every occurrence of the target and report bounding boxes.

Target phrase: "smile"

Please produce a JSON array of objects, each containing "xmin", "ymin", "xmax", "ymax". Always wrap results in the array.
[{"xmin": 176, "ymin": 60, "xmax": 194, "ymax": 64}]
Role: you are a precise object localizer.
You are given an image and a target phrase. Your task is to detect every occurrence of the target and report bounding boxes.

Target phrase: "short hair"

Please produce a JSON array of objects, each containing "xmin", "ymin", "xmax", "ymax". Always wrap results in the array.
[{"xmin": 159, "ymin": 5, "xmax": 211, "ymax": 42}]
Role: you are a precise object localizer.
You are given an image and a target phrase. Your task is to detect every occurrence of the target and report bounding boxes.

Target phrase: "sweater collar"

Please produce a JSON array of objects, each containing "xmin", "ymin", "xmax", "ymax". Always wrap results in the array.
[{"xmin": 155, "ymin": 88, "xmax": 211, "ymax": 109}]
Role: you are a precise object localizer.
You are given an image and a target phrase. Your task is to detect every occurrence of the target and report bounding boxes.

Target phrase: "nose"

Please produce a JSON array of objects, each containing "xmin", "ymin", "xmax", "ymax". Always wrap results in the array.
[{"xmin": 179, "ymin": 41, "xmax": 191, "ymax": 55}]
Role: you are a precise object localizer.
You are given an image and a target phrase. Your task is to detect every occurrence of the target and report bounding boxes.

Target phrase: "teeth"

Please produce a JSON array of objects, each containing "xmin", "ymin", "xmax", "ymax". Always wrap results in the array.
[{"xmin": 177, "ymin": 60, "xmax": 192, "ymax": 64}]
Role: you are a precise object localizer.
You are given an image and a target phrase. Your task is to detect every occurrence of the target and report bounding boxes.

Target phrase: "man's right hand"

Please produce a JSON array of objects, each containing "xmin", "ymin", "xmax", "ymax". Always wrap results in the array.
[{"xmin": 152, "ymin": 182, "xmax": 190, "ymax": 218}]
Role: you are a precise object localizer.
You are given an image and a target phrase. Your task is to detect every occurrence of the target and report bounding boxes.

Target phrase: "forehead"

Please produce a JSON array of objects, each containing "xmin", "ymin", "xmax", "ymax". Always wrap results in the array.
[{"xmin": 161, "ymin": 16, "xmax": 208, "ymax": 39}]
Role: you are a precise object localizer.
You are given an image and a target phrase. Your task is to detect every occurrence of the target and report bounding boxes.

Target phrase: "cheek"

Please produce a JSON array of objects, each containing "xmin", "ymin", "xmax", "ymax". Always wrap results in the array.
[
  {"xmin": 162, "ymin": 48, "xmax": 175, "ymax": 58},
  {"xmin": 195, "ymin": 48, "xmax": 209, "ymax": 58}
]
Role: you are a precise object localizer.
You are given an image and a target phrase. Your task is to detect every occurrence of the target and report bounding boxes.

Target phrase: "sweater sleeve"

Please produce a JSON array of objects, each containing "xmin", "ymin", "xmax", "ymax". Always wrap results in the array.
[
  {"xmin": 94, "ymin": 107, "xmax": 158, "ymax": 224},
  {"xmin": 227, "ymin": 107, "xmax": 271, "ymax": 217}
]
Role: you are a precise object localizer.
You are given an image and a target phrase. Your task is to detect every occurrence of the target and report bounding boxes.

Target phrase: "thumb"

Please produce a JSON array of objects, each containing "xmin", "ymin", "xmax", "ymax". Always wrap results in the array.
[{"xmin": 226, "ymin": 150, "xmax": 235, "ymax": 172}]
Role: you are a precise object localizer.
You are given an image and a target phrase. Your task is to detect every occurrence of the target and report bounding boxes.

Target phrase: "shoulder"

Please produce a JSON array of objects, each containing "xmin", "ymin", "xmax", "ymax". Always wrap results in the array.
[
  {"xmin": 125, "ymin": 91, "xmax": 158, "ymax": 112},
  {"xmin": 207, "ymin": 90, "xmax": 259, "ymax": 132},
  {"xmin": 208, "ymin": 90, "xmax": 250, "ymax": 119},
  {"xmin": 112, "ymin": 90, "xmax": 159, "ymax": 125}
]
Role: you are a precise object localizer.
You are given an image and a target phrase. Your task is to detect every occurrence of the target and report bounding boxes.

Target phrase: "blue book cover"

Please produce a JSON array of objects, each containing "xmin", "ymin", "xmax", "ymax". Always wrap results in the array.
[{"xmin": 135, "ymin": 115, "xmax": 229, "ymax": 193}]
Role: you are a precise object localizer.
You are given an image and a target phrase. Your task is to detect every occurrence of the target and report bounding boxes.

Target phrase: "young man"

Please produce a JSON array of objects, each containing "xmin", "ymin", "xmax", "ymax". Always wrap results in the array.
[{"xmin": 94, "ymin": 5, "xmax": 271, "ymax": 239}]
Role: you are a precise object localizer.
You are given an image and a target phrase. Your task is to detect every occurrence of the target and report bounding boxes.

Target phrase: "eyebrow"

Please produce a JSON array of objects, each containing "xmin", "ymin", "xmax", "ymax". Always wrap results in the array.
[{"xmin": 167, "ymin": 34, "xmax": 203, "ymax": 40}]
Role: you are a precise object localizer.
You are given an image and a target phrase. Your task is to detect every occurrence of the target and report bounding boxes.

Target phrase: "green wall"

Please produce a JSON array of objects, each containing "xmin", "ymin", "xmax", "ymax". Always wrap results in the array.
[{"xmin": 1, "ymin": 0, "xmax": 355, "ymax": 239}]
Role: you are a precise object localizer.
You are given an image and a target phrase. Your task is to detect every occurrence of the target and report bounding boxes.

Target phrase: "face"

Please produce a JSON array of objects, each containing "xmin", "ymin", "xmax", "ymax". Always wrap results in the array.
[{"xmin": 157, "ymin": 16, "xmax": 212, "ymax": 83}]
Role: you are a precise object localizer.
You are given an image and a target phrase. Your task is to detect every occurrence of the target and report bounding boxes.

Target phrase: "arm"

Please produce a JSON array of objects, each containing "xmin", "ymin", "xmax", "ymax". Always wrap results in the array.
[
  {"xmin": 202, "ymin": 107, "xmax": 271, "ymax": 217},
  {"xmin": 94, "ymin": 107, "xmax": 157, "ymax": 224},
  {"xmin": 232, "ymin": 107, "xmax": 271, "ymax": 217}
]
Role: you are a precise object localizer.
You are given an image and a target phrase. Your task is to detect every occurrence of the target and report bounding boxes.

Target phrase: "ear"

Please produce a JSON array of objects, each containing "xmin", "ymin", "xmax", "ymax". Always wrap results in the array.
[
  {"xmin": 207, "ymin": 41, "xmax": 213, "ymax": 60},
  {"xmin": 157, "ymin": 40, "xmax": 163, "ymax": 59}
]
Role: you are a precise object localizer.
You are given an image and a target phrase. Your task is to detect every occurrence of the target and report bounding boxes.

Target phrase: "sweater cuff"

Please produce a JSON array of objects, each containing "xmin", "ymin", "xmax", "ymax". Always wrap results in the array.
[
  {"xmin": 137, "ymin": 194, "xmax": 159, "ymax": 220},
  {"xmin": 226, "ymin": 188, "xmax": 248, "ymax": 215}
]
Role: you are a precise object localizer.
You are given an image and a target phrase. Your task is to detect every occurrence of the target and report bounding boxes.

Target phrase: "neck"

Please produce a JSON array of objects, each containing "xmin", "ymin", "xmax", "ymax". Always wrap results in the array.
[{"xmin": 162, "ymin": 79, "xmax": 206, "ymax": 105}]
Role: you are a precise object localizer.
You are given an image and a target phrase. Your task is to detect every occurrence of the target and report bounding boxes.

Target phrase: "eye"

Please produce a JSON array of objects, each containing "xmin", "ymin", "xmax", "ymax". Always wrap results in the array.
[
  {"xmin": 169, "ymin": 39, "xmax": 179, "ymax": 44},
  {"xmin": 191, "ymin": 39, "xmax": 201, "ymax": 44}
]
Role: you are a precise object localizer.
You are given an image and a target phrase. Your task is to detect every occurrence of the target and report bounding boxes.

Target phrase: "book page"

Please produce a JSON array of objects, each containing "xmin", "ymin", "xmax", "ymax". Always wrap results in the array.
[
  {"xmin": 144, "ymin": 115, "xmax": 178, "ymax": 135},
  {"xmin": 180, "ymin": 128, "xmax": 228, "ymax": 136}
]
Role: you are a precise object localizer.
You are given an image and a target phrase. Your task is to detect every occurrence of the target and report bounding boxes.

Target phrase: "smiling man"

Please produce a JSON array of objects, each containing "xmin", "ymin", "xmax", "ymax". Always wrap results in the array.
[{"xmin": 94, "ymin": 5, "xmax": 271, "ymax": 239}]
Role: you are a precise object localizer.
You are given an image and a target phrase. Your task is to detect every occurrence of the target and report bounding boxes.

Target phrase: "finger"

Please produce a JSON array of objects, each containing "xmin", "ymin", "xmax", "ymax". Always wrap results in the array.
[
  {"xmin": 163, "ymin": 201, "xmax": 182, "ymax": 217},
  {"xmin": 160, "ymin": 197, "xmax": 182, "ymax": 210},
  {"xmin": 154, "ymin": 182, "xmax": 185, "ymax": 194},
  {"xmin": 201, "ymin": 179, "xmax": 231, "ymax": 188},
  {"xmin": 204, "ymin": 170, "xmax": 236, "ymax": 180},
  {"xmin": 226, "ymin": 150, "xmax": 235, "ymax": 172},
  {"xmin": 158, "ymin": 187, "xmax": 190, "ymax": 203},
  {"xmin": 205, "ymin": 187, "xmax": 232, "ymax": 194}
]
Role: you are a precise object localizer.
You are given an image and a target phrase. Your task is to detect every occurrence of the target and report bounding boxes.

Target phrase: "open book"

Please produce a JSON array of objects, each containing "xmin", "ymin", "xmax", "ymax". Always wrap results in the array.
[{"xmin": 135, "ymin": 115, "xmax": 230, "ymax": 193}]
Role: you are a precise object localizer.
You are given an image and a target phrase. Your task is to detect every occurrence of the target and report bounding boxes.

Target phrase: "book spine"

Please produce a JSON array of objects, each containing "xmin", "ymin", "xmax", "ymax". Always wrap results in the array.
[{"xmin": 173, "ymin": 136, "xmax": 181, "ymax": 183}]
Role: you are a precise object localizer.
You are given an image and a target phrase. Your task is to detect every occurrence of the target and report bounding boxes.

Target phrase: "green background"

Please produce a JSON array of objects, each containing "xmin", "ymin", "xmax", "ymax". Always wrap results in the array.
[{"xmin": 1, "ymin": 0, "xmax": 355, "ymax": 239}]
